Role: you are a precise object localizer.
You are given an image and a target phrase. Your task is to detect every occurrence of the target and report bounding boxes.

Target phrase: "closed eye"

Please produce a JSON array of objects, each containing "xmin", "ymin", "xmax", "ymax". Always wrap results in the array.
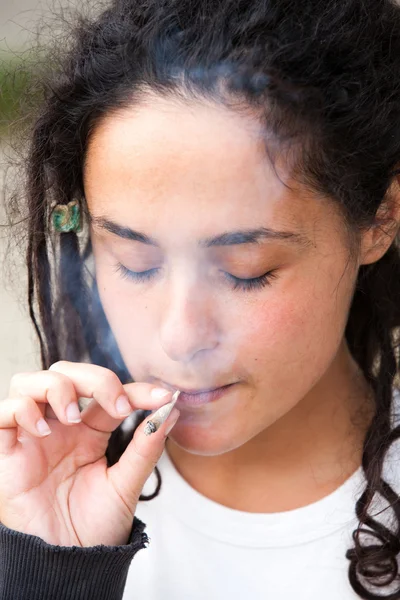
[
  {"xmin": 223, "ymin": 270, "xmax": 277, "ymax": 291},
  {"xmin": 115, "ymin": 263, "xmax": 159, "ymax": 283},
  {"xmin": 115, "ymin": 263, "xmax": 278, "ymax": 291}
]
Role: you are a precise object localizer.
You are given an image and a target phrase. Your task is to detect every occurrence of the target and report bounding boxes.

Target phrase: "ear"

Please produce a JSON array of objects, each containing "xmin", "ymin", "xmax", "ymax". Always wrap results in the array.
[{"xmin": 359, "ymin": 174, "xmax": 400, "ymax": 266}]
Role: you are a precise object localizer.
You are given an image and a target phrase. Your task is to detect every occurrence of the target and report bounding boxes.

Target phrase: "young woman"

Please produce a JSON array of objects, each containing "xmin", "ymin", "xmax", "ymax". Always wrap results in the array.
[{"xmin": 1, "ymin": 0, "xmax": 400, "ymax": 598}]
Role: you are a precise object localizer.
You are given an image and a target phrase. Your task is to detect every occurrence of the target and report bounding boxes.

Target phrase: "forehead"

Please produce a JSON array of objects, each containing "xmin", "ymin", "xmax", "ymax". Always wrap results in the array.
[
  {"xmin": 83, "ymin": 97, "xmax": 336, "ymax": 241},
  {"xmin": 86, "ymin": 97, "xmax": 270, "ymax": 188}
]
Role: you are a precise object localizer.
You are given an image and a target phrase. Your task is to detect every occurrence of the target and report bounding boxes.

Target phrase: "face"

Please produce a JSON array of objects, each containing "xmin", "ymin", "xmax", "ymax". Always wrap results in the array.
[{"xmin": 84, "ymin": 96, "xmax": 359, "ymax": 456}]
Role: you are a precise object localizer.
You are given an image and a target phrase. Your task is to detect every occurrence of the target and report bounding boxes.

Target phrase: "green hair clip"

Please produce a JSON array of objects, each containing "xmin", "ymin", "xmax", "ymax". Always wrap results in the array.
[{"xmin": 52, "ymin": 200, "xmax": 82, "ymax": 233}]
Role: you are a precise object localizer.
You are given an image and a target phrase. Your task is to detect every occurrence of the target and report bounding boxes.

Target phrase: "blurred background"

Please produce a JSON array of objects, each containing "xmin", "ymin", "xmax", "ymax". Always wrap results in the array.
[
  {"xmin": 1, "ymin": 0, "xmax": 44, "ymax": 50},
  {"xmin": 0, "ymin": 0, "xmax": 53, "ymax": 399}
]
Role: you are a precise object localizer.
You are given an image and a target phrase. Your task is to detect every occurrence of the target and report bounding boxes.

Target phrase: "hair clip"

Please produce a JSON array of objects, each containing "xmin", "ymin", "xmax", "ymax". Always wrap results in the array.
[{"xmin": 52, "ymin": 200, "xmax": 81, "ymax": 233}]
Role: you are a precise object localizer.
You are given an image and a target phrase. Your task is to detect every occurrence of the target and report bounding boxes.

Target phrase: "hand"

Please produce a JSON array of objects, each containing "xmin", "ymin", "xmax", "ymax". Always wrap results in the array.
[{"xmin": 0, "ymin": 362, "xmax": 179, "ymax": 547}]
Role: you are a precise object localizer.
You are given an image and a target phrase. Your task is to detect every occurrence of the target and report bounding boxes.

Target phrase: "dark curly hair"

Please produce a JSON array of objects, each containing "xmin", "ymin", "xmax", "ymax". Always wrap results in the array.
[{"xmin": 6, "ymin": 0, "xmax": 400, "ymax": 596}]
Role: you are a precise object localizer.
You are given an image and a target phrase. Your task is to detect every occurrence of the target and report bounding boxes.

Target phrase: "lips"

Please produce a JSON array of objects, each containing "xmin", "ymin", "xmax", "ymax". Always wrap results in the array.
[
  {"xmin": 149, "ymin": 378, "xmax": 237, "ymax": 408},
  {"xmin": 175, "ymin": 383, "xmax": 236, "ymax": 408},
  {"xmin": 177, "ymin": 386, "xmax": 223, "ymax": 394},
  {"xmin": 156, "ymin": 380, "xmax": 233, "ymax": 395}
]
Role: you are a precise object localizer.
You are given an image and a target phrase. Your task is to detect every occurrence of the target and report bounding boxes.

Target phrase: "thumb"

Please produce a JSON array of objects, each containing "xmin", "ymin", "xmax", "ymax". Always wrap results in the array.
[{"xmin": 106, "ymin": 407, "xmax": 180, "ymax": 509}]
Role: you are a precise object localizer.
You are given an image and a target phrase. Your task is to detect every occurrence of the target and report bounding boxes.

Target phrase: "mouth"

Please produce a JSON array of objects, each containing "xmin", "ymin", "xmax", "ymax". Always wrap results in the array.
[
  {"xmin": 178, "ymin": 385, "xmax": 229, "ymax": 394},
  {"xmin": 158, "ymin": 381, "xmax": 237, "ymax": 408}
]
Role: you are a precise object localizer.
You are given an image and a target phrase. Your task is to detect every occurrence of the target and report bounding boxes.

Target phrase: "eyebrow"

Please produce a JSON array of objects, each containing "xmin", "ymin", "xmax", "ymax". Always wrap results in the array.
[{"xmin": 91, "ymin": 216, "xmax": 311, "ymax": 248}]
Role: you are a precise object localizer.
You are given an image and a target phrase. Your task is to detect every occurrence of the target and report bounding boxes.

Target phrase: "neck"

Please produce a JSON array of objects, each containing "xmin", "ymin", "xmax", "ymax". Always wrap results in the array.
[{"xmin": 166, "ymin": 342, "xmax": 375, "ymax": 513}]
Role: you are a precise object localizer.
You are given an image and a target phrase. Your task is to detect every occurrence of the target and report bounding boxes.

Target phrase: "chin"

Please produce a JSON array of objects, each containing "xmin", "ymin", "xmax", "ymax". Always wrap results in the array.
[{"xmin": 167, "ymin": 419, "xmax": 250, "ymax": 457}]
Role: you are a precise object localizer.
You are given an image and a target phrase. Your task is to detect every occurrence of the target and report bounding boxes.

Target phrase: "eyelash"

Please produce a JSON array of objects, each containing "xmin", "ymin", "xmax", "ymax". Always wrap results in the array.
[{"xmin": 115, "ymin": 263, "xmax": 277, "ymax": 291}]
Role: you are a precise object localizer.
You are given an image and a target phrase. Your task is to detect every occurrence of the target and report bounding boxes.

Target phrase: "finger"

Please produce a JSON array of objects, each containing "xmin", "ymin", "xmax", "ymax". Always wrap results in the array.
[
  {"xmin": 9, "ymin": 371, "xmax": 79, "ymax": 425},
  {"xmin": 49, "ymin": 362, "xmax": 173, "ymax": 424},
  {"xmin": 106, "ymin": 407, "xmax": 180, "ymax": 509},
  {"xmin": 9, "ymin": 366, "xmax": 174, "ymax": 435},
  {"xmin": 48, "ymin": 362, "xmax": 130, "ymax": 421},
  {"xmin": 80, "ymin": 382, "xmax": 173, "ymax": 433},
  {"xmin": 0, "ymin": 396, "xmax": 52, "ymax": 455}
]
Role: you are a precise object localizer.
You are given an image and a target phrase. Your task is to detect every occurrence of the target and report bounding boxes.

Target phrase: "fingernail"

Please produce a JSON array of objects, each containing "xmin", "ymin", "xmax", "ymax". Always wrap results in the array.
[
  {"xmin": 116, "ymin": 395, "xmax": 132, "ymax": 416},
  {"xmin": 151, "ymin": 388, "xmax": 171, "ymax": 400},
  {"xmin": 165, "ymin": 409, "xmax": 180, "ymax": 435},
  {"xmin": 66, "ymin": 402, "xmax": 82, "ymax": 423},
  {"xmin": 36, "ymin": 418, "xmax": 51, "ymax": 436}
]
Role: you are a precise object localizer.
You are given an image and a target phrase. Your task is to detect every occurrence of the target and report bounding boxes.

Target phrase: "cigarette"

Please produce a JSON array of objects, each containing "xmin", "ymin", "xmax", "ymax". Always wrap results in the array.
[{"xmin": 144, "ymin": 390, "xmax": 181, "ymax": 436}]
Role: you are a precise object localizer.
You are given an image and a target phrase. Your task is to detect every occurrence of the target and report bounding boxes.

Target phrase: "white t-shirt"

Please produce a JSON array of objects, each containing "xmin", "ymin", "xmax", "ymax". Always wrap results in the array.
[{"xmin": 125, "ymin": 391, "xmax": 400, "ymax": 599}]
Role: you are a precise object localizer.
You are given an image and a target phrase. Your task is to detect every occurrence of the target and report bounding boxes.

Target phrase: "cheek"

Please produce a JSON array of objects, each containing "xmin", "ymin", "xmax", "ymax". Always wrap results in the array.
[
  {"xmin": 94, "ymin": 265, "xmax": 146, "ymax": 350},
  {"xmin": 242, "ymin": 297, "xmax": 313, "ymax": 361},
  {"xmin": 101, "ymin": 290, "xmax": 148, "ymax": 339},
  {"xmin": 241, "ymin": 276, "xmax": 351, "ymax": 375},
  {"xmin": 96, "ymin": 284, "xmax": 153, "ymax": 380}
]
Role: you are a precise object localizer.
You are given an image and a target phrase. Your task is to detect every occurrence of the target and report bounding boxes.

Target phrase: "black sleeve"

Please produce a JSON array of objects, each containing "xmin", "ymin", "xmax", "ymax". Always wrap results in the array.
[{"xmin": 0, "ymin": 516, "xmax": 148, "ymax": 600}]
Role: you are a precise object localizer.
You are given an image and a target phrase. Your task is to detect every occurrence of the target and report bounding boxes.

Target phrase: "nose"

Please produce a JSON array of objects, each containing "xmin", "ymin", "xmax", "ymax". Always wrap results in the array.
[{"xmin": 159, "ymin": 277, "xmax": 219, "ymax": 363}]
